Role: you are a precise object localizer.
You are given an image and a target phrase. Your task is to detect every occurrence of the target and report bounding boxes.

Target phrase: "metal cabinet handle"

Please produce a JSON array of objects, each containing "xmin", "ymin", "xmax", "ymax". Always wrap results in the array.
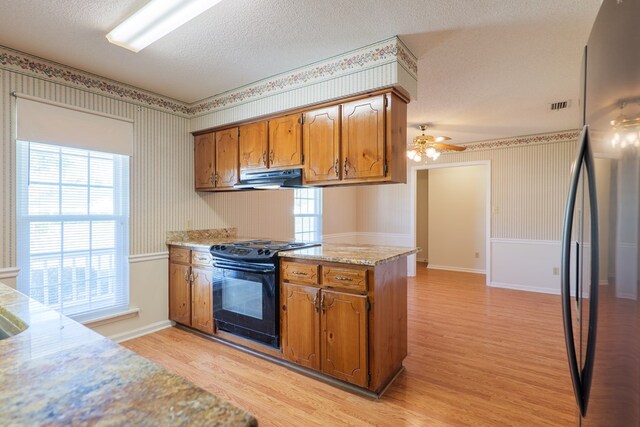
[
  {"xmin": 333, "ymin": 276, "xmax": 353, "ymax": 282},
  {"xmin": 292, "ymin": 271, "xmax": 308, "ymax": 276},
  {"xmin": 320, "ymin": 293, "xmax": 326, "ymax": 313},
  {"xmin": 209, "ymin": 173, "xmax": 215, "ymax": 185},
  {"xmin": 262, "ymin": 151, "xmax": 267, "ymax": 166},
  {"xmin": 313, "ymin": 293, "xmax": 319, "ymax": 312},
  {"xmin": 184, "ymin": 271, "xmax": 190, "ymax": 283},
  {"xmin": 334, "ymin": 158, "xmax": 339, "ymax": 177},
  {"xmin": 343, "ymin": 158, "xmax": 349, "ymax": 176},
  {"xmin": 269, "ymin": 150, "xmax": 274, "ymax": 164}
]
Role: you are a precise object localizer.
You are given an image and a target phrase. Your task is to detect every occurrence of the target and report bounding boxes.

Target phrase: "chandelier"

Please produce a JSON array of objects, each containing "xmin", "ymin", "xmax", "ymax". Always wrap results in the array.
[
  {"xmin": 406, "ymin": 124, "xmax": 465, "ymax": 162},
  {"xmin": 610, "ymin": 101, "xmax": 640, "ymax": 149}
]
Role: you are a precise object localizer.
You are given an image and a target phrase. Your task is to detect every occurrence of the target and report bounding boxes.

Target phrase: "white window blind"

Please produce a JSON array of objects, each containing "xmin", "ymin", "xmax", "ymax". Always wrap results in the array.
[
  {"xmin": 15, "ymin": 95, "xmax": 133, "ymax": 156},
  {"xmin": 16, "ymin": 140, "xmax": 130, "ymax": 317},
  {"xmin": 294, "ymin": 188, "xmax": 322, "ymax": 242}
]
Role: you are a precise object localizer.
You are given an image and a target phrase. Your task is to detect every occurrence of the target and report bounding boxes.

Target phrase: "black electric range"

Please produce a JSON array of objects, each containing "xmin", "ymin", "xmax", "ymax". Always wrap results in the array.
[
  {"xmin": 209, "ymin": 240, "xmax": 320, "ymax": 347},
  {"xmin": 210, "ymin": 239, "xmax": 319, "ymax": 263}
]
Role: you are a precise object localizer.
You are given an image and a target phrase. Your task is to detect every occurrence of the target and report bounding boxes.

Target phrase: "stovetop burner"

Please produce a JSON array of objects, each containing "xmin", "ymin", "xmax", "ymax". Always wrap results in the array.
[{"xmin": 210, "ymin": 239, "xmax": 320, "ymax": 262}]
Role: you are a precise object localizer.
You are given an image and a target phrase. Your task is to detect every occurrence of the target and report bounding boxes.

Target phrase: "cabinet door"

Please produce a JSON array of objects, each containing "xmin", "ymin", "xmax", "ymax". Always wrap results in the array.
[
  {"xmin": 169, "ymin": 262, "xmax": 191, "ymax": 325},
  {"xmin": 194, "ymin": 132, "xmax": 216, "ymax": 190},
  {"xmin": 269, "ymin": 114, "xmax": 302, "ymax": 168},
  {"xmin": 215, "ymin": 128, "xmax": 239, "ymax": 188},
  {"xmin": 321, "ymin": 290, "xmax": 368, "ymax": 387},
  {"xmin": 303, "ymin": 106, "xmax": 341, "ymax": 183},
  {"xmin": 191, "ymin": 267, "xmax": 215, "ymax": 335},
  {"xmin": 341, "ymin": 96, "xmax": 385, "ymax": 180},
  {"xmin": 282, "ymin": 283, "xmax": 321, "ymax": 370},
  {"xmin": 239, "ymin": 121, "xmax": 268, "ymax": 171}
]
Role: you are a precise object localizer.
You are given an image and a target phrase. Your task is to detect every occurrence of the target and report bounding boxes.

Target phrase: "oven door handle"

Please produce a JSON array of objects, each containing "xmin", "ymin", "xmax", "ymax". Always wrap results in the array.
[{"xmin": 213, "ymin": 261, "xmax": 275, "ymax": 274}]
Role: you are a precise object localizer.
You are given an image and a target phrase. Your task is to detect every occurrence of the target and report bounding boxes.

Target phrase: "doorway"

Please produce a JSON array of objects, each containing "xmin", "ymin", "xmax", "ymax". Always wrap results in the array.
[{"xmin": 409, "ymin": 161, "xmax": 491, "ymax": 284}]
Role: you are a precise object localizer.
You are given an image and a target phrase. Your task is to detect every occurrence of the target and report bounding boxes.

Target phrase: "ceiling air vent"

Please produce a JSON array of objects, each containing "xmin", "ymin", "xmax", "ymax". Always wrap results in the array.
[{"xmin": 549, "ymin": 100, "xmax": 571, "ymax": 111}]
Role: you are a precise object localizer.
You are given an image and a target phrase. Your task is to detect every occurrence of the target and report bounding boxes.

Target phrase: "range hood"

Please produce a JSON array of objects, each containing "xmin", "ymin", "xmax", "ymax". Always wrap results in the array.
[{"xmin": 234, "ymin": 169, "xmax": 303, "ymax": 190}]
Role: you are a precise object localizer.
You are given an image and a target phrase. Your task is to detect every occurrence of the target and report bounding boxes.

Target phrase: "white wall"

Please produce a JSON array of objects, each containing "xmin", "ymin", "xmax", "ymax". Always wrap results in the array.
[{"xmin": 427, "ymin": 165, "xmax": 487, "ymax": 273}]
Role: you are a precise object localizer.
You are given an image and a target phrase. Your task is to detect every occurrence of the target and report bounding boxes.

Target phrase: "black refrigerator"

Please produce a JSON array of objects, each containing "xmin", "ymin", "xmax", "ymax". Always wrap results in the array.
[{"xmin": 561, "ymin": 0, "xmax": 640, "ymax": 425}]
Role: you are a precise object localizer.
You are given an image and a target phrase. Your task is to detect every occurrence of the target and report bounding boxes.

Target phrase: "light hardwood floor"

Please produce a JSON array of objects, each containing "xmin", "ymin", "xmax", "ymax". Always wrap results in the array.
[{"xmin": 123, "ymin": 266, "xmax": 576, "ymax": 426}]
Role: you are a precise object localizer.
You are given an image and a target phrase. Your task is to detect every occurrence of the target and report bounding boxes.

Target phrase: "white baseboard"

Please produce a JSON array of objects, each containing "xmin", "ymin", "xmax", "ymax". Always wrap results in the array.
[
  {"xmin": 427, "ymin": 264, "xmax": 486, "ymax": 274},
  {"xmin": 490, "ymin": 281, "xmax": 561, "ymax": 295},
  {"xmin": 108, "ymin": 320, "xmax": 173, "ymax": 343}
]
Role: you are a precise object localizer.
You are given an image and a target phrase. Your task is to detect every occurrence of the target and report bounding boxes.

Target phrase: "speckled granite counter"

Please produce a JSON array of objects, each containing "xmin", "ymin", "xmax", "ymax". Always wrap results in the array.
[
  {"xmin": 165, "ymin": 230, "xmax": 418, "ymax": 265},
  {"xmin": 0, "ymin": 282, "xmax": 257, "ymax": 426},
  {"xmin": 278, "ymin": 243, "xmax": 420, "ymax": 266}
]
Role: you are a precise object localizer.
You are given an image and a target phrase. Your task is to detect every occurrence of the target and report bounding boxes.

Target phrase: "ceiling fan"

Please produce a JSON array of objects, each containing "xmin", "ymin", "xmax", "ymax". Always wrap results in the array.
[{"xmin": 407, "ymin": 124, "xmax": 465, "ymax": 162}]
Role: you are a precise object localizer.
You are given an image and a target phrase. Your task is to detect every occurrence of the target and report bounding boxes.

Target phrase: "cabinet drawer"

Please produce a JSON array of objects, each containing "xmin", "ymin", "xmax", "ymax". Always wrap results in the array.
[
  {"xmin": 191, "ymin": 251, "xmax": 213, "ymax": 266},
  {"xmin": 169, "ymin": 247, "xmax": 191, "ymax": 264},
  {"xmin": 322, "ymin": 266, "xmax": 367, "ymax": 291},
  {"xmin": 282, "ymin": 262, "xmax": 319, "ymax": 285}
]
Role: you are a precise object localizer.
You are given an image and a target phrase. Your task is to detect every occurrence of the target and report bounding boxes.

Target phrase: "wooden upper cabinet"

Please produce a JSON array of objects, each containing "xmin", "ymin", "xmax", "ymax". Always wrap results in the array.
[
  {"xmin": 303, "ymin": 106, "xmax": 341, "ymax": 183},
  {"xmin": 321, "ymin": 289, "xmax": 368, "ymax": 388},
  {"xmin": 239, "ymin": 121, "xmax": 268, "ymax": 171},
  {"xmin": 194, "ymin": 132, "xmax": 216, "ymax": 190},
  {"xmin": 282, "ymin": 283, "xmax": 321, "ymax": 370},
  {"xmin": 215, "ymin": 128, "xmax": 239, "ymax": 188},
  {"xmin": 269, "ymin": 114, "xmax": 302, "ymax": 168},
  {"xmin": 341, "ymin": 95, "xmax": 386, "ymax": 180},
  {"xmin": 169, "ymin": 262, "xmax": 191, "ymax": 326},
  {"xmin": 191, "ymin": 267, "xmax": 215, "ymax": 335}
]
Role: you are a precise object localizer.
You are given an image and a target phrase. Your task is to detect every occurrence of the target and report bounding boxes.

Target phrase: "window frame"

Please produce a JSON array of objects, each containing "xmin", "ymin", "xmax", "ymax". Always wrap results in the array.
[
  {"xmin": 16, "ymin": 140, "xmax": 130, "ymax": 318},
  {"xmin": 293, "ymin": 187, "xmax": 322, "ymax": 242}
]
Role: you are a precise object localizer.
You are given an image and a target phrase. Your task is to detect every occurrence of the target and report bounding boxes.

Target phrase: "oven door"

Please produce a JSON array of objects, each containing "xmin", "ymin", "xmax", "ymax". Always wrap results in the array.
[{"xmin": 212, "ymin": 259, "xmax": 278, "ymax": 346}]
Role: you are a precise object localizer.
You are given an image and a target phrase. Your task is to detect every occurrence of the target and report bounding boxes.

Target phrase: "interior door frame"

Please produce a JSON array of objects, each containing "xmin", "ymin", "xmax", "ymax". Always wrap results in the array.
[{"xmin": 408, "ymin": 160, "xmax": 492, "ymax": 284}]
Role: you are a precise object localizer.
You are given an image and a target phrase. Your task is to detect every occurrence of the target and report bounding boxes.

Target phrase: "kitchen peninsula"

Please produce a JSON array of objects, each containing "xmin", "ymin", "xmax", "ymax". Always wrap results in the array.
[
  {"xmin": 0, "ymin": 282, "xmax": 257, "ymax": 426},
  {"xmin": 166, "ymin": 229, "xmax": 419, "ymax": 396}
]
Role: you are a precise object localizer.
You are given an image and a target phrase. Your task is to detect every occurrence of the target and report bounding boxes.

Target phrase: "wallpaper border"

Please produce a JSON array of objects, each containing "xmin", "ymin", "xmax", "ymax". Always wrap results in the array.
[{"xmin": 0, "ymin": 36, "xmax": 417, "ymax": 117}]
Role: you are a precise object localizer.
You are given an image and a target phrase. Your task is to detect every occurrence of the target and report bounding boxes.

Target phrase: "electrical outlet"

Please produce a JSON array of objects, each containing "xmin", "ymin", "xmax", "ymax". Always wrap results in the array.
[
  {"xmin": 475, "ymin": 252, "xmax": 480, "ymax": 258},
  {"xmin": 553, "ymin": 267, "xmax": 560, "ymax": 275},
  {"xmin": 186, "ymin": 219, "xmax": 193, "ymax": 230}
]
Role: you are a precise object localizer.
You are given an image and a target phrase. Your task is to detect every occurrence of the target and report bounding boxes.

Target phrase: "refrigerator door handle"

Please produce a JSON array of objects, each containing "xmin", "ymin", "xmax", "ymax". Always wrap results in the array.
[
  {"xmin": 580, "ymin": 125, "xmax": 599, "ymax": 417},
  {"xmin": 561, "ymin": 125, "xmax": 589, "ymax": 415}
]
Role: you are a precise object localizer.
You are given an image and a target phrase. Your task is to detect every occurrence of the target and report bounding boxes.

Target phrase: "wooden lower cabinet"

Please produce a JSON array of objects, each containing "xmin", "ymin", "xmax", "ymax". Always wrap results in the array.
[
  {"xmin": 169, "ymin": 262, "xmax": 191, "ymax": 325},
  {"xmin": 191, "ymin": 266, "xmax": 215, "ymax": 335},
  {"xmin": 169, "ymin": 247, "xmax": 215, "ymax": 335},
  {"xmin": 321, "ymin": 290, "xmax": 368, "ymax": 387},
  {"xmin": 281, "ymin": 263, "xmax": 373, "ymax": 389},
  {"xmin": 281, "ymin": 283, "xmax": 321, "ymax": 370},
  {"xmin": 281, "ymin": 257, "xmax": 407, "ymax": 393}
]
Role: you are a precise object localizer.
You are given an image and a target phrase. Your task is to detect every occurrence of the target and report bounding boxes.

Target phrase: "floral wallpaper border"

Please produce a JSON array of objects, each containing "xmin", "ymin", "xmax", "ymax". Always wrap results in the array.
[
  {"xmin": 459, "ymin": 130, "xmax": 580, "ymax": 151},
  {"xmin": 0, "ymin": 36, "xmax": 417, "ymax": 117},
  {"xmin": 189, "ymin": 36, "xmax": 417, "ymax": 115},
  {"xmin": 0, "ymin": 47, "xmax": 191, "ymax": 115}
]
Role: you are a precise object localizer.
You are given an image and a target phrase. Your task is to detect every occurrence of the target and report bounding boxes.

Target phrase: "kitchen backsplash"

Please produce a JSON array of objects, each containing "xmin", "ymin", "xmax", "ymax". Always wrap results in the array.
[{"xmin": 166, "ymin": 228, "xmax": 238, "ymax": 242}]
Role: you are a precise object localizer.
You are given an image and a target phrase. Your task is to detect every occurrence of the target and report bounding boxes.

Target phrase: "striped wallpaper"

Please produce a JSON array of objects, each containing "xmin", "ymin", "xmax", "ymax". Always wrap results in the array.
[
  {"xmin": 357, "ymin": 134, "xmax": 579, "ymax": 241},
  {"xmin": 0, "ymin": 69, "xmax": 297, "ymax": 268}
]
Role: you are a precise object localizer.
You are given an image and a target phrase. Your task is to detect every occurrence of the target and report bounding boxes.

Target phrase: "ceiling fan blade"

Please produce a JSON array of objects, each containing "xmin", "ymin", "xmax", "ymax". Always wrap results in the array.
[{"xmin": 432, "ymin": 143, "xmax": 466, "ymax": 152}]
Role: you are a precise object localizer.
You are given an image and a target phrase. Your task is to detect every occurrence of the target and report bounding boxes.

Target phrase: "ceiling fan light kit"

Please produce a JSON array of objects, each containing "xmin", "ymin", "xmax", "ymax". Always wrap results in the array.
[{"xmin": 407, "ymin": 124, "xmax": 465, "ymax": 162}]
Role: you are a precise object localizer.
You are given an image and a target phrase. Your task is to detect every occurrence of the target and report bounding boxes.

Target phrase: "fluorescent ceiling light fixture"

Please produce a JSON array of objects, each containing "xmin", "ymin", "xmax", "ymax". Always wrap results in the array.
[{"xmin": 106, "ymin": 0, "xmax": 222, "ymax": 53}]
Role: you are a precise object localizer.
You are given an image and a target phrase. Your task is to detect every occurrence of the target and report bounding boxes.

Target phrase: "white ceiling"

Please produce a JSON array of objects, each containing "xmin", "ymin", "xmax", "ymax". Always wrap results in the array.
[{"xmin": 0, "ymin": 0, "xmax": 601, "ymax": 143}]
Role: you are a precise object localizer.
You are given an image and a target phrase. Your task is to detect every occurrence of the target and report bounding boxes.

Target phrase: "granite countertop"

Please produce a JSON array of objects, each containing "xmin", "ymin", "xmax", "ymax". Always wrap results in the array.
[
  {"xmin": 0, "ymin": 282, "xmax": 257, "ymax": 426},
  {"xmin": 166, "ymin": 231, "xmax": 419, "ymax": 266},
  {"xmin": 278, "ymin": 243, "xmax": 420, "ymax": 266}
]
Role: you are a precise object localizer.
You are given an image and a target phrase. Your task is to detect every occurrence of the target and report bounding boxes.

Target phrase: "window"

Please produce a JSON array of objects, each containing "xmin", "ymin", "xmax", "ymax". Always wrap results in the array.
[
  {"xmin": 16, "ymin": 141, "xmax": 130, "ymax": 317},
  {"xmin": 294, "ymin": 188, "xmax": 322, "ymax": 242}
]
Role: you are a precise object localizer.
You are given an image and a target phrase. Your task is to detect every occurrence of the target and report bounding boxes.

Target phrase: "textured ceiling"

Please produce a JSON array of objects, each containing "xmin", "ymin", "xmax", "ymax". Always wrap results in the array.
[{"xmin": 0, "ymin": 0, "xmax": 601, "ymax": 143}]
